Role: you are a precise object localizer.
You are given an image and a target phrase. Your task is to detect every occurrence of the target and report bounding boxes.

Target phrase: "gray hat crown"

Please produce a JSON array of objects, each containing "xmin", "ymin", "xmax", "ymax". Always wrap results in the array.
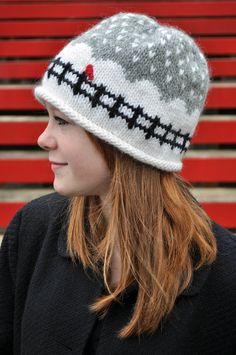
[{"xmin": 70, "ymin": 12, "xmax": 210, "ymax": 115}]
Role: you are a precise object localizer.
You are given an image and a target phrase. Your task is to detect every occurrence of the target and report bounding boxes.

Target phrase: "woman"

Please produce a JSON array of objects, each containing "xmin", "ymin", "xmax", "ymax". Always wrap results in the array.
[{"xmin": 1, "ymin": 12, "xmax": 236, "ymax": 355}]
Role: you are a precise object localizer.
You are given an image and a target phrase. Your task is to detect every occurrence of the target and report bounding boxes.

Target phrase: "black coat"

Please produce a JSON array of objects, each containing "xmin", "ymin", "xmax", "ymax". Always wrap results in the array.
[{"xmin": 0, "ymin": 192, "xmax": 236, "ymax": 355}]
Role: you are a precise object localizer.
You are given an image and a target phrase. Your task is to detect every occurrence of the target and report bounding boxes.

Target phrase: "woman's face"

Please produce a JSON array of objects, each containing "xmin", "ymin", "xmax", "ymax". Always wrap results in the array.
[{"xmin": 37, "ymin": 102, "xmax": 111, "ymax": 198}]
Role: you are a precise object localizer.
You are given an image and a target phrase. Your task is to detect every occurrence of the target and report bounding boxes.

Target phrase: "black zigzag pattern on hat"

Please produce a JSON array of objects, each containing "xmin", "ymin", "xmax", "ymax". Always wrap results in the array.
[{"xmin": 46, "ymin": 57, "xmax": 191, "ymax": 153}]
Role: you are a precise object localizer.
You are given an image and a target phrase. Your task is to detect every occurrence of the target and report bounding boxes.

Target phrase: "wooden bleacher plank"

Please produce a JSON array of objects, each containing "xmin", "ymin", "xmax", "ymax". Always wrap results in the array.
[
  {"xmin": 2, "ymin": 0, "xmax": 233, "ymax": 2},
  {"xmin": 0, "ymin": 39, "xmax": 65, "ymax": 57},
  {"xmin": 0, "ymin": 0, "xmax": 109, "ymax": 1},
  {"xmin": 0, "ymin": 187, "xmax": 53, "ymax": 231},
  {"xmin": 0, "ymin": 156, "xmax": 53, "ymax": 184},
  {"xmin": 201, "ymin": 203, "xmax": 236, "ymax": 229},
  {"xmin": 0, "ymin": 115, "xmax": 234, "ymax": 122},
  {"xmin": 1, "ymin": 59, "xmax": 235, "ymax": 80},
  {"xmin": 209, "ymin": 59, "xmax": 236, "ymax": 77},
  {"xmin": 0, "ymin": 188, "xmax": 53, "ymax": 201},
  {"xmin": 193, "ymin": 187, "xmax": 236, "ymax": 229},
  {"xmin": 1, "ymin": 84, "xmax": 236, "ymax": 110},
  {"xmin": 1, "ymin": 187, "xmax": 235, "ymax": 202},
  {"xmin": 186, "ymin": 150, "xmax": 236, "ymax": 158},
  {"xmin": 192, "ymin": 119, "xmax": 236, "ymax": 144},
  {"xmin": 0, "ymin": 0, "xmax": 235, "ymax": 237},
  {"xmin": 182, "ymin": 150, "xmax": 236, "ymax": 183},
  {"xmin": 1, "ymin": 0, "xmax": 109, "ymax": 1},
  {"xmin": 0, "ymin": 2, "xmax": 236, "ymax": 19},
  {"xmin": 166, "ymin": 18, "xmax": 236, "ymax": 35},
  {"xmin": 0, "ymin": 61, "xmax": 48, "ymax": 80},
  {"xmin": 196, "ymin": 37, "xmax": 236, "ymax": 55},
  {"xmin": 0, "ymin": 151, "xmax": 235, "ymax": 183},
  {"xmin": 0, "ymin": 187, "xmax": 235, "ymax": 229},
  {"xmin": 0, "ymin": 20, "xmax": 93, "ymax": 38},
  {"xmin": 0, "ymin": 116, "xmax": 235, "ymax": 145},
  {"xmin": 2, "ymin": 0, "xmax": 235, "ymax": 1},
  {"xmin": 1, "ymin": 18, "xmax": 236, "ymax": 37},
  {"xmin": 0, "ymin": 115, "xmax": 47, "ymax": 122},
  {"xmin": 0, "ymin": 121, "xmax": 47, "ymax": 145},
  {"xmin": 200, "ymin": 115, "xmax": 236, "ymax": 122},
  {"xmin": 0, "ymin": 86, "xmax": 39, "ymax": 110},
  {"xmin": 0, "ymin": 202, "xmax": 26, "ymax": 229},
  {"xmin": 1, "ymin": 37, "xmax": 235, "ymax": 57},
  {"xmin": 191, "ymin": 187, "xmax": 236, "ymax": 202},
  {"xmin": 207, "ymin": 85, "xmax": 236, "ymax": 109}
]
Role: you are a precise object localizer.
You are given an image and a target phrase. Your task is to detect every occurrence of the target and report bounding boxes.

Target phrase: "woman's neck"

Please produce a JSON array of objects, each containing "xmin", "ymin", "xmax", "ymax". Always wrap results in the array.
[{"xmin": 109, "ymin": 243, "xmax": 122, "ymax": 287}]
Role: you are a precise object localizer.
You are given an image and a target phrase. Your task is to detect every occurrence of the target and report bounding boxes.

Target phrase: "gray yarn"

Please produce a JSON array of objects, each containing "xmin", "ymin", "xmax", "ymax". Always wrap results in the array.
[
  {"xmin": 70, "ymin": 12, "xmax": 210, "ymax": 115},
  {"xmin": 34, "ymin": 11, "xmax": 211, "ymax": 171}
]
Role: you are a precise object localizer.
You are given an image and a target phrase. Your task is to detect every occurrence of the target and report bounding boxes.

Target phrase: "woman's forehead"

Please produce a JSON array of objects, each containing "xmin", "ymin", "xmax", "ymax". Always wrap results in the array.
[{"xmin": 45, "ymin": 102, "xmax": 66, "ymax": 117}]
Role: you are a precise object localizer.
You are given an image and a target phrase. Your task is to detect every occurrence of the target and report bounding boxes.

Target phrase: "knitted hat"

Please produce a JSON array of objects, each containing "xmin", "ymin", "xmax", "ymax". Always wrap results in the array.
[{"xmin": 34, "ymin": 12, "xmax": 210, "ymax": 171}]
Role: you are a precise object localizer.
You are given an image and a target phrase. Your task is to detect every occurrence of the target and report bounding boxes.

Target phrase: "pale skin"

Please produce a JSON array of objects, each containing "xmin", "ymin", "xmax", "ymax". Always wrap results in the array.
[{"xmin": 37, "ymin": 102, "xmax": 121, "ymax": 286}]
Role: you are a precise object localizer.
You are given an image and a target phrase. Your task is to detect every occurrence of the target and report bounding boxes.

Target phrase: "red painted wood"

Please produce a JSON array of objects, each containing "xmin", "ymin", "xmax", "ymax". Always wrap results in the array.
[
  {"xmin": 0, "ymin": 159, "xmax": 54, "ymax": 183},
  {"xmin": 1, "ymin": 86, "xmax": 235, "ymax": 110},
  {"xmin": 0, "ymin": 20, "xmax": 93, "ymax": 38},
  {"xmin": 0, "ymin": 122, "xmax": 46, "ymax": 145},
  {"xmin": 2, "ymin": 0, "xmax": 102, "ymax": 1},
  {"xmin": 1, "ymin": 18, "xmax": 236, "ymax": 37},
  {"xmin": 1, "ymin": 201, "xmax": 235, "ymax": 229},
  {"xmin": 0, "ymin": 202, "xmax": 25, "ymax": 229},
  {"xmin": 0, "ymin": 40, "xmax": 66, "ymax": 57},
  {"xmin": 2, "ymin": 0, "xmax": 233, "ymax": 2},
  {"xmin": 1, "ymin": 38, "xmax": 235, "ymax": 57},
  {"xmin": 0, "ymin": 0, "xmax": 235, "ymax": 231},
  {"xmin": 0, "ymin": 61, "xmax": 48, "ymax": 79},
  {"xmin": 201, "ymin": 203, "xmax": 236, "ymax": 229},
  {"xmin": 192, "ymin": 121, "xmax": 236, "ymax": 144},
  {"xmin": 0, "ymin": 2, "xmax": 236, "ymax": 19},
  {"xmin": 207, "ymin": 87, "xmax": 236, "ymax": 109},
  {"xmin": 1, "ymin": 120, "xmax": 235, "ymax": 145},
  {"xmin": 164, "ymin": 19, "xmax": 236, "ymax": 35},
  {"xmin": 0, "ymin": 157, "xmax": 235, "ymax": 183},
  {"xmin": 196, "ymin": 37, "xmax": 236, "ymax": 55},
  {"xmin": 181, "ymin": 158, "xmax": 236, "ymax": 183},
  {"xmin": 0, "ymin": 87, "xmax": 42, "ymax": 110},
  {"xmin": 1, "ymin": 59, "xmax": 235, "ymax": 79},
  {"xmin": 209, "ymin": 59, "xmax": 236, "ymax": 77}
]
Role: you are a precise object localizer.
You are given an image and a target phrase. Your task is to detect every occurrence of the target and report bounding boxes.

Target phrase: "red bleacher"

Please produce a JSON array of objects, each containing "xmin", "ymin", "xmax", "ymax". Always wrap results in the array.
[{"xmin": 0, "ymin": 0, "xmax": 236, "ymax": 231}]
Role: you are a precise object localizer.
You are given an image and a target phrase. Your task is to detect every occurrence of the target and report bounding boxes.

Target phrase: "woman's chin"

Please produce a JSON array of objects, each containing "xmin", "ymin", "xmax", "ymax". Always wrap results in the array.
[{"xmin": 53, "ymin": 181, "xmax": 72, "ymax": 197}]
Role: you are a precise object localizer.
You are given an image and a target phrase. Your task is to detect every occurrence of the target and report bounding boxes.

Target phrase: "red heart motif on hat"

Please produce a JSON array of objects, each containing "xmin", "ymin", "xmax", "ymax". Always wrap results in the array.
[{"xmin": 85, "ymin": 64, "xmax": 94, "ymax": 80}]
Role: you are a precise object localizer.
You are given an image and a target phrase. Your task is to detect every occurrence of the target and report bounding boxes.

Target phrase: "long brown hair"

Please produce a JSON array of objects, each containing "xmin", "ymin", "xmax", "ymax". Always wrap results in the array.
[{"xmin": 66, "ymin": 131, "xmax": 217, "ymax": 338}]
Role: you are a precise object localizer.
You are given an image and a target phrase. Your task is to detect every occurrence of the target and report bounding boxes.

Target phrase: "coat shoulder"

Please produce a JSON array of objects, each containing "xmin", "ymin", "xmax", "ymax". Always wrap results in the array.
[
  {"xmin": 3, "ymin": 192, "xmax": 69, "ymax": 237},
  {"xmin": 3, "ymin": 192, "xmax": 70, "ymax": 260},
  {"xmin": 17, "ymin": 192, "xmax": 70, "ymax": 249},
  {"xmin": 212, "ymin": 221, "xmax": 236, "ymax": 256},
  {"xmin": 210, "ymin": 221, "xmax": 236, "ymax": 297},
  {"xmin": 20, "ymin": 192, "xmax": 69, "ymax": 222}
]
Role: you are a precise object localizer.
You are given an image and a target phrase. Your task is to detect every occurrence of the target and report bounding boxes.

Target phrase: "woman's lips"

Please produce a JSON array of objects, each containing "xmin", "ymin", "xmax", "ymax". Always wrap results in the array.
[{"xmin": 50, "ymin": 161, "xmax": 68, "ymax": 170}]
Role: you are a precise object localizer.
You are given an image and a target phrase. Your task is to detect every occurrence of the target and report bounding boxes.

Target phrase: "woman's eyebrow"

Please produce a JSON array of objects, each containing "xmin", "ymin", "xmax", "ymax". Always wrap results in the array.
[
  {"xmin": 54, "ymin": 111, "xmax": 74, "ymax": 123},
  {"xmin": 44, "ymin": 105, "xmax": 72, "ymax": 122}
]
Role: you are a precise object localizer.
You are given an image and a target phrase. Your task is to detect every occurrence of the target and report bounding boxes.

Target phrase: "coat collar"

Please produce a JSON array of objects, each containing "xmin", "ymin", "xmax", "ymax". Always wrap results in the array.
[{"xmin": 57, "ymin": 209, "xmax": 212, "ymax": 298}]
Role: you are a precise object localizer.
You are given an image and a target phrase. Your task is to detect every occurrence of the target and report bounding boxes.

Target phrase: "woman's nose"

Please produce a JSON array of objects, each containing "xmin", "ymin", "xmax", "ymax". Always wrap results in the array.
[{"xmin": 37, "ymin": 126, "xmax": 57, "ymax": 151}]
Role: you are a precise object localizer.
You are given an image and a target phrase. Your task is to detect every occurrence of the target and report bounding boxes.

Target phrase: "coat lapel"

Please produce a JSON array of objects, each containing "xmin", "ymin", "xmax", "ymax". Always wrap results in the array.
[
  {"xmin": 22, "ymin": 201, "xmax": 104, "ymax": 354},
  {"xmin": 51, "ymin": 217, "xmax": 104, "ymax": 353}
]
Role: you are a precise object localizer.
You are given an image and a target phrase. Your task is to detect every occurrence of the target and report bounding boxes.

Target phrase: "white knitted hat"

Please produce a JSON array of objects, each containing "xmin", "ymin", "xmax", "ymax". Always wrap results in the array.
[{"xmin": 34, "ymin": 12, "xmax": 210, "ymax": 171}]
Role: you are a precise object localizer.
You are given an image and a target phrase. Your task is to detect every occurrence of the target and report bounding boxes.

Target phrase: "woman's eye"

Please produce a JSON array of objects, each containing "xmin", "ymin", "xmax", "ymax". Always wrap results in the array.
[{"xmin": 54, "ymin": 116, "xmax": 68, "ymax": 125}]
